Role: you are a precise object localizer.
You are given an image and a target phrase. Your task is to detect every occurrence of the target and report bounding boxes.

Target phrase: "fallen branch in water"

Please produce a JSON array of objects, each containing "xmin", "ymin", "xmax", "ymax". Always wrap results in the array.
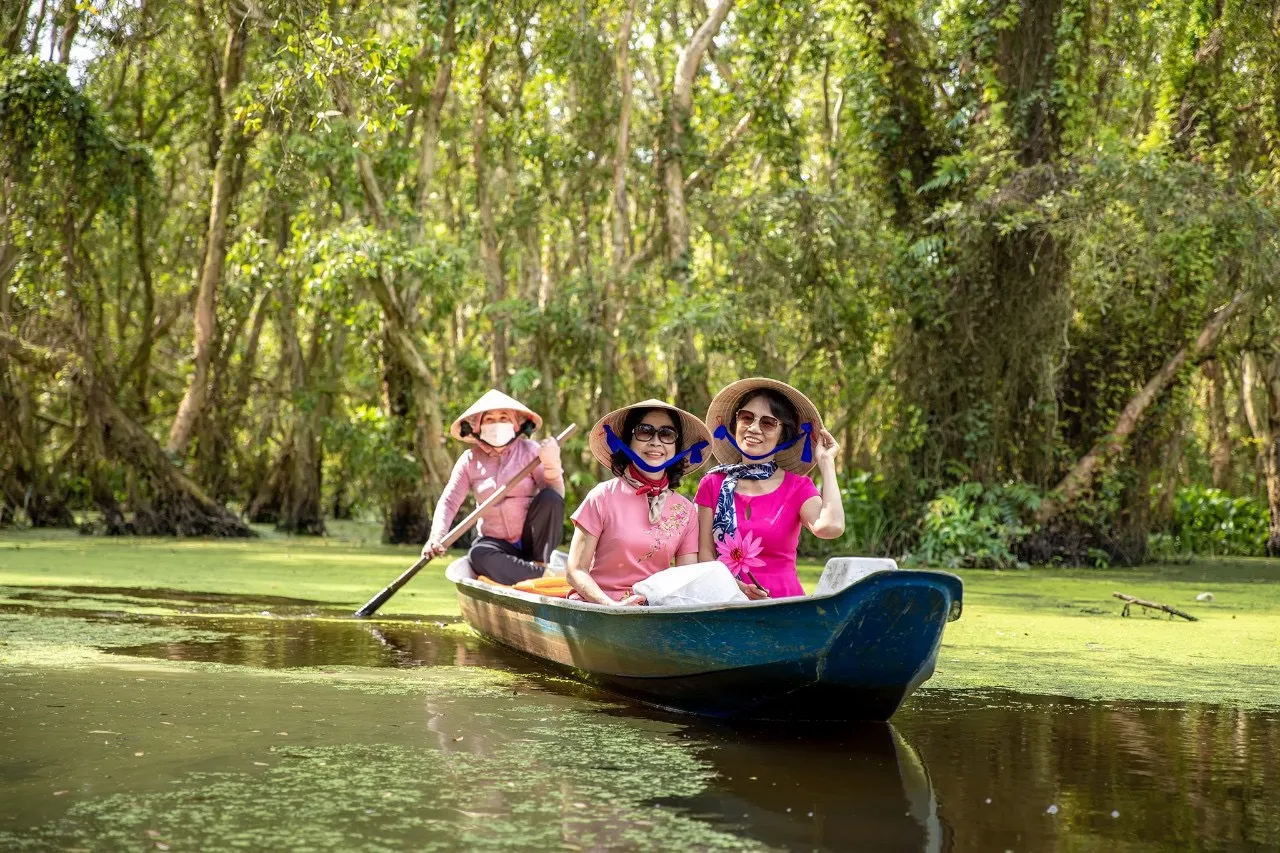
[{"xmin": 1113, "ymin": 592, "xmax": 1198, "ymax": 622}]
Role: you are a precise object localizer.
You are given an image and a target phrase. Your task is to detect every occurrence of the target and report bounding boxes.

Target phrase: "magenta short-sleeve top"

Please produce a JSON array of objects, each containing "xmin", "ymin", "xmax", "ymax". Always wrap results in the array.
[
  {"xmin": 694, "ymin": 470, "xmax": 820, "ymax": 598},
  {"xmin": 570, "ymin": 479, "xmax": 700, "ymax": 601}
]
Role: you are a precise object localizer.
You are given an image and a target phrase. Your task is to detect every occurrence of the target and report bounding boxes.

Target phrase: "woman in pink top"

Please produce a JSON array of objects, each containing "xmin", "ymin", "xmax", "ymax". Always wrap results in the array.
[
  {"xmin": 566, "ymin": 400, "xmax": 713, "ymax": 606},
  {"xmin": 422, "ymin": 390, "xmax": 565, "ymax": 585},
  {"xmin": 696, "ymin": 378, "xmax": 845, "ymax": 599}
]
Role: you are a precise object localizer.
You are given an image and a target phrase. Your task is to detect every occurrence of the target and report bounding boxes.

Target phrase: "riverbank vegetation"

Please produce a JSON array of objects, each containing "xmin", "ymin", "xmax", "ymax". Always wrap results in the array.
[{"xmin": 2, "ymin": 0, "xmax": 1279, "ymax": 564}]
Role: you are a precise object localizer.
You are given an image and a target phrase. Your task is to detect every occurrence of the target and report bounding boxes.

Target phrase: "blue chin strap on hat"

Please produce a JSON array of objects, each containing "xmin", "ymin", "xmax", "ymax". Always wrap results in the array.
[
  {"xmin": 712, "ymin": 421, "xmax": 813, "ymax": 464},
  {"xmin": 604, "ymin": 426, "xmax": 709, "ymax": 474}
]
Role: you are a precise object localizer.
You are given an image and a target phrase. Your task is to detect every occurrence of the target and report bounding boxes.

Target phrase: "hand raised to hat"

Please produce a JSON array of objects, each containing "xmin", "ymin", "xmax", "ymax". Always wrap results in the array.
[{"xmin": 813, "ymin": 427, "xmax": 840, "ymax": 469}]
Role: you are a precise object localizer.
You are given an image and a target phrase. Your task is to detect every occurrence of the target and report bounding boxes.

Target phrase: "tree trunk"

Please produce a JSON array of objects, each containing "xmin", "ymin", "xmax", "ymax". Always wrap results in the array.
[
  {"xmin": 415, "ymin": 0, "xmax": 456, "ymax": 221},
  {"xmin": 472, "ymin": 45, "xmax": 508, "ymax": 387},
  {"xmin": 1171, "ymin": 2, "xmax": 1226, "ymax": 157},
  {"xmin": 380, "ymin": 335, "xmax": 434, "ymax": 545},
  {"xmin": 850, "ymin": 0, "xmax": 937, "ymax": 223},
  {"xmin": 1203, "ymin": 358, "xmax": 1234, "ymax": 490},
  {"xmin": 330, "ymin": 67, "xmax": 453, "ymax": 523},
  {"xmin": 367, "ymin": 274, "xmax": 453, "ymax": 488},
  {"xmin": 0, "ymin": 369, "xmax": 76, "ymax": 527},
  {"xmin": 274, "ymin": 280, "xmax": 326, "ymax": 535},
  {"xmin": 663, "ymin": 0, "xmax": 733, "ymax": 416},
  {"xmin": 3, "ymin": 332, "xmax": 251, "ymax": 535},
  {"xmin": 55, "ymin": 0, "xmax": 78, "ymax": 64},
  {"xmin": 25, "ymin": 0, "xmax": 46, "ymax": 56},
  {"xmin": 1038, "ymin": 291, "xmax": 1249, "ymax": 523},
  {"xmin": 1241, "ymin": 350, "xmax": 1280, "ymax": 556},
  {"xmin": 4, "ymin": 0, "xmax": 33, "ymax": 55},
  {"xmin": 597, "ymin": 2, "xmax": 635, "ymax": 419},
  {"xmin": 167, "ymin": 0, "xmax": 252, "ymax": 457}
]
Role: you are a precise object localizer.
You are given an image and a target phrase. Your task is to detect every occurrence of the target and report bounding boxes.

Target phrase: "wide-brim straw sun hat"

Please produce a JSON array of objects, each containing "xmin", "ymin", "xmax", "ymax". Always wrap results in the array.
[
  {"xmin": 588, "ymin": 399, "xmax": 714, "ymax": 474},
  {"xmin": 449, "ymin": 389, "xmax": 543, "ymax": 442},
  {"xmin": 705, "ymin": 378, "xmax": 824, "ymax": 475}
]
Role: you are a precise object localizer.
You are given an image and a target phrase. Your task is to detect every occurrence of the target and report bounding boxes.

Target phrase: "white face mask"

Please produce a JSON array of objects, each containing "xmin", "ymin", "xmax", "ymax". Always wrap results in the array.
[{"xmin": 479, "ymin": 421, "xmax": 516, "ymax": 447}]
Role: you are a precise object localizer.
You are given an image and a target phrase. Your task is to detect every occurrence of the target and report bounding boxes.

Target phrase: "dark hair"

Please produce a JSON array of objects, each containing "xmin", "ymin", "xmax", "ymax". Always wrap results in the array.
[
  {"xmin": 731, "ymin": 389, "xmax": 799, "ymax": 447},
  {"xmin": 610, "ymin": 407, "xmax": 687, "ymax": 488}
]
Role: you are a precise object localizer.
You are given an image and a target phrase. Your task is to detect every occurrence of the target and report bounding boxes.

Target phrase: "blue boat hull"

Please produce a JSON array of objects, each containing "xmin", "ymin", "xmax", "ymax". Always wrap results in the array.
[{"xmin": 447, "ymin": 564, "xmax": 962, "ymax": 721}]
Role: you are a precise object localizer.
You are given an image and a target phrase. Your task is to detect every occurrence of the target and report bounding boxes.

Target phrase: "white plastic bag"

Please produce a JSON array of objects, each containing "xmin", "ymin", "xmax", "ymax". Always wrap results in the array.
[{"xmin": 633, "ymin": 561, "xmax": 750, "ymax": 606}]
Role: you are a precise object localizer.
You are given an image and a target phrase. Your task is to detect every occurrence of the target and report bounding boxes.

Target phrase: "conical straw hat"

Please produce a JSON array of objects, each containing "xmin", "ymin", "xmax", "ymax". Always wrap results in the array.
[
  {"xmin": 449, "ymin": 389, "xmax": 542, "ymax": 442},
  {"xmin": 588, "ymin": 399, "xmax": 713, "ymax": 473},
  {"xmin": 705, "ymin": 378, "xmax": 823, "ymax": 474}
]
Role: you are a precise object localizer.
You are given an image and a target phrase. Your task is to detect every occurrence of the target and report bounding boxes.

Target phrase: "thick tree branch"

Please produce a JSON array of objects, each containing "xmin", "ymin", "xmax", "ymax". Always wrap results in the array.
[{"xmin": 1038, "ymin": 291, "xmax": 1250, "ymax": 523}]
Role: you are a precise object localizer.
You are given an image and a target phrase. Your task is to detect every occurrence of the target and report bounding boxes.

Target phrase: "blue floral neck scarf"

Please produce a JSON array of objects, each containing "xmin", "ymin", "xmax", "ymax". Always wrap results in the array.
[{"xmin": 707, "ymin": 461, "xmax": 777, "ymax": 542}]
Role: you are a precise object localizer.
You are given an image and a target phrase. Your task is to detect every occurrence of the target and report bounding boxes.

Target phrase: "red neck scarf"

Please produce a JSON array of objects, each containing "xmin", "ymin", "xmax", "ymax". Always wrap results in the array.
[{"xmin": 627, "ymin": 463, "xmax": 669, "ymax": 496}]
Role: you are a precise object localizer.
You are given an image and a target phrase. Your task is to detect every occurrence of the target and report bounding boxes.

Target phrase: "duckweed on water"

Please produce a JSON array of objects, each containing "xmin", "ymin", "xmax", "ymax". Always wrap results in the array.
[
  {"xmin": 4, "ymin": 531, "xmax": 1280, "ymax": 851},
  {"xmin": 2, "ymin": 743, "xmax": 763, "ymax": 852},
  {"xmin": 919, "ymin": 562, "xmax": 1280, "ymax": 708},
  {"xmin": 0, "ymin": 612, "xmax": 228, "ymax": 668},
  {"xmin": 0, "ymin": 665, "xmax": 764, "ymax": 852},
  {"xmin": 3, "ymin": 530, "xmax": 1280, "ymax": 707}
]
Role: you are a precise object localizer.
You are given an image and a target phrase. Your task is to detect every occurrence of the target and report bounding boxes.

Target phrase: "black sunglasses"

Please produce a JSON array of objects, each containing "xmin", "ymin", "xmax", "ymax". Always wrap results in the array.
[{"xmin": 633, "ymin": 423, "xmax": 679, "ymax": 445}]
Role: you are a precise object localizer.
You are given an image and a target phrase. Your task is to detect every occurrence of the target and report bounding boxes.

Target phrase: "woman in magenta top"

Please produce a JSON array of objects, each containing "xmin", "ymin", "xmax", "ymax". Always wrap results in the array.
[
  {"xmin": 566, "ymin": 400, "xmax": 713, "ymax": 606},
  {"xmin": 696, "ymin": 378, "xmax": 845, "ymax": 599}
]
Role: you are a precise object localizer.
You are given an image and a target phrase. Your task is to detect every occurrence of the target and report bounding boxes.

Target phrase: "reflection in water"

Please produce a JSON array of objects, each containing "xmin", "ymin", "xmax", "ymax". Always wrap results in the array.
[
  {"xmin": 9, "ymin": 585, "xmax": 330, "ymax": 609},
  {"xmin": 70, "ymin": 606, "xmax": 1280, "ymax": 851},
  {"xmin": 897, "ymin": 692, "xmax": 1280, "ymax": 853},
  {"xmin": 108, "ymin": 618, "xmax": 527, "ymax": 671},
  {"xmin": 659, "ymin": 724, "xmax": 945, "ymax": 853}
]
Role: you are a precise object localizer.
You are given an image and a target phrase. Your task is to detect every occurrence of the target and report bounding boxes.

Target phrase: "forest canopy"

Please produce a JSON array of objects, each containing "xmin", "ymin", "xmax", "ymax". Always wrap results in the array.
[{"xmin": 2, "ymin": 0, "xmax": 1279, "ymax": 563}]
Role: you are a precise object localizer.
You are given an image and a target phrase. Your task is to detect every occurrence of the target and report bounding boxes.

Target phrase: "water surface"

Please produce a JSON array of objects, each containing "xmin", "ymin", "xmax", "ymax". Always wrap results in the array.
[{"xmin": 1, "ymin": 585, "xmax": 1277, "ymax": 851}]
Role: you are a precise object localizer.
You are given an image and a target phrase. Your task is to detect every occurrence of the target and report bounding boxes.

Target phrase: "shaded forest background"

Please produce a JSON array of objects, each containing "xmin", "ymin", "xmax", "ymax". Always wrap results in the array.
[{"xmin": 2, "ymin": 0, "xmax": 1279, "ymax": 564}]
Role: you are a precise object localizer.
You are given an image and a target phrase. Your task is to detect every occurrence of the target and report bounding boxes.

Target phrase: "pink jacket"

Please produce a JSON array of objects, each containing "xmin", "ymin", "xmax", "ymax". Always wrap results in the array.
[{"xmin": 429, "ymin": 438, "xmax": 552, "ymax": 543}]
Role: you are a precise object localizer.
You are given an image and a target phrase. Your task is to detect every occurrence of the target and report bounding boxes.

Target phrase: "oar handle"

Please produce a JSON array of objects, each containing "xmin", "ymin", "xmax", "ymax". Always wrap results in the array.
[{"xmin": 353, "ymin": 423, "xmax": 577, "ymax": 618}]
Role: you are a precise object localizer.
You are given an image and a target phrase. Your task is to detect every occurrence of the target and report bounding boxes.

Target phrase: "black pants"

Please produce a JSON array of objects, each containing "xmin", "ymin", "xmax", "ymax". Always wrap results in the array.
[{"xmin": 469, "ymin": 488, "xmax": 565, "ymax": 585}]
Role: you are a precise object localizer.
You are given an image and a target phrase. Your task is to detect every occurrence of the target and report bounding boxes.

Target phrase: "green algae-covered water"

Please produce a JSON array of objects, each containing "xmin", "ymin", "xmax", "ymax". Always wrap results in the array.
[{"xmin": 3, "ymin": 534, "xmax": 1280, "ymax": 851}]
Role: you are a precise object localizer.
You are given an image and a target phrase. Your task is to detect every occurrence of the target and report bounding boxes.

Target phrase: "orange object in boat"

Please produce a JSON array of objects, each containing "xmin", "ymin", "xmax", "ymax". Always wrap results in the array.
[{"xmin": 514, "ymin": 576, "xmax": 573, "ymax": 598}]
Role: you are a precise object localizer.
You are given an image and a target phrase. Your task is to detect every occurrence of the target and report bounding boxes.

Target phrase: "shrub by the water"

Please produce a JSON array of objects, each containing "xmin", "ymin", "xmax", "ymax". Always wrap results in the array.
[
  {"xmin": 1149, "ymin": 486, "xmax": 1270, "ymax": 559},
  {"xmin": 907, "ymin": 483, "xmax": 1042, "ymax": 569}
]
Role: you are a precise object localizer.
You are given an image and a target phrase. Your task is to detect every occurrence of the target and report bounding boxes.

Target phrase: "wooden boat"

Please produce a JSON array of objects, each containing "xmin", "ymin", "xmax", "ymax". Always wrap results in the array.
[{"xmin": 445, "ymin": 557, "xmax": 963, "ymax": 721}]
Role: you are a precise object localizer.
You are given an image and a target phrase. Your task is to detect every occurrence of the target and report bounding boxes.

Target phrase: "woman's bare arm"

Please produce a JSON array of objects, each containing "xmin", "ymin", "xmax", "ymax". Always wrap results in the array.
[
  {"xmin": 564, "ymin": 527, "xmax": 618, "ymax": 605},
  {"xmin": 697, "ymin": 505, "xmax": 716, "ymax": 562}
]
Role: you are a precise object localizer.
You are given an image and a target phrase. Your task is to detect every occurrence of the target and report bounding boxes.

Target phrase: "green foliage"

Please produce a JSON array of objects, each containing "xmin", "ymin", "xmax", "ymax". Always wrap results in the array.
[
  {"xmin": 3, "ymin": 0, "xmax": 1278, "ymax": 559},
  {"xmin": 907, "ymin": 482, "xmax": 1042, "ymax": 569},
  {"xmin": 1149, "ymin": 486, "xmax": 1271, "ymax": 559},
  {"xmin": 324, "ymin": 405, "xmax": 421, "ymax": 518},
  {"xmin": 0, "ymin": 57, "xmax": 146, "ymax": 208},
  {"xmin": 800, "ymin": 471, "xmax": 906, "ymax": 559}
]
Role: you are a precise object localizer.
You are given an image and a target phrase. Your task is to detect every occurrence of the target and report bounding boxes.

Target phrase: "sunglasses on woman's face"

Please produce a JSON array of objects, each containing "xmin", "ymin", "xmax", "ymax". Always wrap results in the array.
[
  {"xmin": 634, "ymin": 423, "xmax": 679, "ymax": 445},
  {"xmin": 735, "ymin": 409, "xmax": 781, "ymax": 434}
]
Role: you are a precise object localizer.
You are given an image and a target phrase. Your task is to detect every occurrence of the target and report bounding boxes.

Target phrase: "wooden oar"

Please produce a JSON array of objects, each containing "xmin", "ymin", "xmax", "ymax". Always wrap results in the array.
[{"xmin": 353, "ymin": 423, "xmax": 577, "ymax": 618}]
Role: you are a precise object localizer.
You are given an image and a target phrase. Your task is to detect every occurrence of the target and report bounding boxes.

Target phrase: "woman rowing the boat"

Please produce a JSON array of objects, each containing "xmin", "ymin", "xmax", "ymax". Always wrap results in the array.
[
  {"xmin": 422, "ymin": 390, "xmax": 564, "ymax": 585},
  {"xmin": 565, "ymin": 400, "xmax": 713, "ymax": 605},
  {"xmin": 696, "ymin": 378, "xmax": 844, "ymax": 599}
]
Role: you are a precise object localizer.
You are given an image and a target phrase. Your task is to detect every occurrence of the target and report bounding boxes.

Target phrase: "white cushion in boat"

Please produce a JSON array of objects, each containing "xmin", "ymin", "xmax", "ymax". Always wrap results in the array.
[
  {"xmin": 814, "ymin": 557, "xmax": 899, "ymax": 597},
  {"xmin": 633, "ymin": 561, "xmax": 749, "ymax": 606}
]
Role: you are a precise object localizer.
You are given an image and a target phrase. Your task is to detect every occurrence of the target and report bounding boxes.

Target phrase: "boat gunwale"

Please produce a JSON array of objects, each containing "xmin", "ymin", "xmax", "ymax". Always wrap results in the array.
[{"xmin": 447, "ymin": 562, "xmax": 963, "ymax": 618}]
